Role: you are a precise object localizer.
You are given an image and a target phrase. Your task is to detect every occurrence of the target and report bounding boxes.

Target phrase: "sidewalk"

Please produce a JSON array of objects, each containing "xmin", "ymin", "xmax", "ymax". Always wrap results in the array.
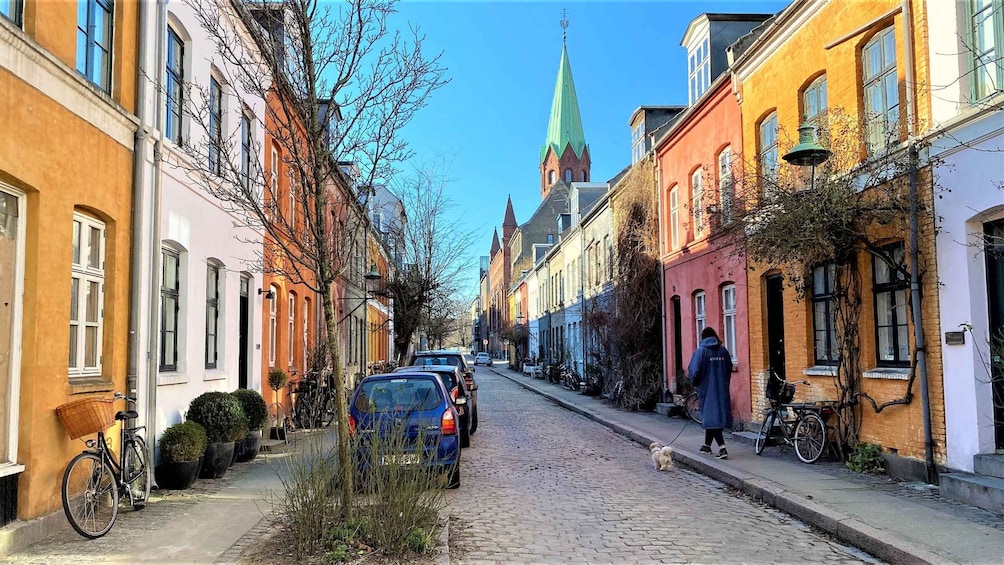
[{"xmin": 489, "ymin": 363, "xmax": 1004, "ymax": 565}]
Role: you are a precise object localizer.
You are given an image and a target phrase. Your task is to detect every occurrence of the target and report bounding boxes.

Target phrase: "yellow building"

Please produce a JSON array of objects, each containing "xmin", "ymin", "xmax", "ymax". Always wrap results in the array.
[
  {"xmin": 0, "ymin": 0, "xmax": 139, "ymax": 533},
  {"xmin": 731, "ymin": 0, "xmax": 944, "ymax": 478}
]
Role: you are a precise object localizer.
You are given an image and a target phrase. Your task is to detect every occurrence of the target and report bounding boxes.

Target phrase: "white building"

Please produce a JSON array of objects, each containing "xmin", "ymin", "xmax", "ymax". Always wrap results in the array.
[{"xmin": 928, "ymin": 0, "xmax": 1004, "ymax": 473}]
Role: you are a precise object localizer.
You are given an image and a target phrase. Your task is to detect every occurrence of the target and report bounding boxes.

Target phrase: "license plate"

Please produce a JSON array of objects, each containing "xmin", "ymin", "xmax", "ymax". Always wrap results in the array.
[{"xmin": 379, "ymin": 454, "xmax": 420, "ymax": 465}]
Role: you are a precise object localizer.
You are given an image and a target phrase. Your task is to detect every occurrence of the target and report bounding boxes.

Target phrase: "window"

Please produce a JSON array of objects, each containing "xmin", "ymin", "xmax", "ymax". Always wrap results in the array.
[
  {"xmin": 303, "ymin": 297, "xmax": 310, "ymax": 372},
  {"xmin": 688, "ymin": 37, "xmax": 711, "ymax": 104},
  {"xmin": 803, "ymin": 74, "xmax": 828, "ymax": 127},
  {"xmin": 669, "ymin": 187, "xmax": 679, "ymax": 249},
  {"xmin": 372, "ymin": 212, "xmax": 383, "ymax": 232},
  {"xmin": 240, "ymin": 111, "xmax": 252, "ymax": 189},
  {"xmin": 270, "ymin": 147, "xmax": 279, "ymax": 218},
  {"xmin": 564, "ymin": 169, "xmax": 572, "ymax": 183},
  {"xmin": 759, "ymin": 112, "xmax": 779, "ymax": 196},
  {"xmin": 718, "ymin": 147, "xmax": 734, "ymax": 226},
  {"xmin": 812, "ymin": 263, "xmax": 838, "ymax": 365},
  {"xmin": 863, "ymin": 28, "xmax": 900, "ymax": 152},
  {"xmin": 873, "ymin": 243, "xmax": 909, "ymax": 366},
  {"xmin": 722, "ymin": 285, "xmax": 737, "ymax": 361},
  {"xmin": 160, "ymin": 247, "xmax": 180, "ymax": 371},
  {"xmin": 268, "ymin": 285, "xmax": 277, "ymax": 366},
  {"xmin": 970, "ymin": 0, "xmax": 1002, "ymax": 100},
  {"xmin": 76, "ymin": 0, "xmax": 113, "ymax": 91},
  {"xmin": 0, "ymin": 0, "xmax": 22, "ymax": 26},
  {"xmin": 581, "ymin": 171, "xmax": 587, "ymax": 182},
  {"xmin": 631, "ymin": 123, "xmax": 645, "ymax": 163},
  {"xmin": 548, "ymin": 170, "xmax": 555, "ymax": 184},
  {"xmin": 288, "ymin": 295, "xmax": 295, "ymax": 366},
  {"xmin": 691, "ymin": 169, "xmax": 704, "ymax": 238},
  {"xmin": 209, "ymin": 77, "xmax": 223, "ymax": 175},
  {"xmin": 166, "ymin": 28, "xmax": 184, "ymax": 144},
  {"xmin": 605, "ymin": 235, "xmax": 613, "ymax": 279},
  {"xmin": 70, "ymin": 213, "xmax": 106, "ymax": 377},
  {"xmin": 205, "ymin": 263, "xmax": 220, "ymax": 369},
  {"xmin": 288, "ymin": 170, "xmax": 296, "ymax": 226},
  {"xmin": 694, "ymin": 291, "xmax": 706, "ymax": 338}
]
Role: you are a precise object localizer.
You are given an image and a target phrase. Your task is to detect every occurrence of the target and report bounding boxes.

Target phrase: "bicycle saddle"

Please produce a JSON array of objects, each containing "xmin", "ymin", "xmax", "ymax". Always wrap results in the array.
[{"xmin": 115, "ymin": 410, "xmax": 138, "ymax": 421}]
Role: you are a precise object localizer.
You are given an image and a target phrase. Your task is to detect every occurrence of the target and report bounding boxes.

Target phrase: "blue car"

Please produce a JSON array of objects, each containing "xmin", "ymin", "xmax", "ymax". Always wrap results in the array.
[{"xmin": 348, "ymin": 372, "xmax": 463, "ymax": 489}]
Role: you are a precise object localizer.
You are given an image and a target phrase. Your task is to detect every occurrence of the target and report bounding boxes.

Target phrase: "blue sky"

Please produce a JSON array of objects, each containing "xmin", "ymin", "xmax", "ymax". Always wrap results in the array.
[{"xmin": 389, "ymin": 1, "xmax": 789, "ymax": 297}]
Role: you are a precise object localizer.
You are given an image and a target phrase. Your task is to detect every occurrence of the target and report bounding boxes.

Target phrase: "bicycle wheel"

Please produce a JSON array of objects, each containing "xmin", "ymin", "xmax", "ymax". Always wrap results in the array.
[
  {"xmin": 124, "ymin": 436, "xmax": 151, "ymax": 509},
  {"xmin": 755, "ymin": 411, "xmax": 775, "ymax": 455},
  {"xmin": 685, "ymin": 392, "xmax": 702, "ymax": 425},
  {"xmin": 322, "ymin": 391, "xmax": 336, "ymax": 428},
  {"xmin": 62, "ymin": 452, "xmax": 119, "ymax": 538},
  {"xmin": 794, "ymin": 412, "xmax": 827, "ymax": 464}
]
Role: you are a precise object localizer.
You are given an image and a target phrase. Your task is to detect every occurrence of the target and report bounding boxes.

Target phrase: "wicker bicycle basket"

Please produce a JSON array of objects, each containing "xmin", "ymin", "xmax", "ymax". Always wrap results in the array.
[{"xmin": 56, "ymin": 397, "xmax": 115, "ymax": 439}]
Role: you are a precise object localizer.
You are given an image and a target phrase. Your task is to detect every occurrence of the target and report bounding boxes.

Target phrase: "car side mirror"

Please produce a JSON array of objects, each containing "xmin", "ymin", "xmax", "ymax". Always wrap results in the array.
[{"xmin": 454, "ymin": 396, "xmax": 467, "ymax": 406}]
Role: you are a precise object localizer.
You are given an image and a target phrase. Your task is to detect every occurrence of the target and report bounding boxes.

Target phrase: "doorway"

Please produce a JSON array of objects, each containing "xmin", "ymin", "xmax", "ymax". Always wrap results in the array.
[
  {"xmin": 765, "ymin": 274, "xmax": 786, "ymax": 380},
  {"xmin": 985, "ymin": 220, "xmax": 1004, "ymax": 450},
  {"xmin": 239, "ymin": 275, "xmax": 250, "ymax": 389},
  {"xmin": 671, "ymin": 296, "xmax": 683, "ymax": 389}
]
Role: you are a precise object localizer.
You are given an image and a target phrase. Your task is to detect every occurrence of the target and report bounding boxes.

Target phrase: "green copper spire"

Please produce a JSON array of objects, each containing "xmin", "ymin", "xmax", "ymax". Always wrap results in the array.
[{"xmin": 540, "ymin": 44, "xmax": 587, "ymax": 163}]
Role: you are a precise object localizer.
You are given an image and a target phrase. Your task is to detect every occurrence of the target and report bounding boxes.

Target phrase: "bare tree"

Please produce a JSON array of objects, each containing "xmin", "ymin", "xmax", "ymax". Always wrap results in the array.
[
  {"xmin": 174, "ymin": 0, "xmax": 447, "ymax": 526},
  {"xmin": 380, "ymin": 162, "xmax": 477, "ymax": 363}
]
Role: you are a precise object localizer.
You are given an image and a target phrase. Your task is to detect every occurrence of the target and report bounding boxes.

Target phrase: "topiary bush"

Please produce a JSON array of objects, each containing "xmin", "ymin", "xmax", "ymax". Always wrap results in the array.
[
  {"xmin": 187, "ymin": 391, "xmax": 248, "ymax": 443},
  {"xmin": 231, "ymin": 388, "xmax": 268, "ymax": 431},
  {"xmin": 159, "ymin": 421, "xmax": 208, "ymax": 463},
  {"xmin": 268, "ymin": 368, "xmax": 288, "ymax": 392}
]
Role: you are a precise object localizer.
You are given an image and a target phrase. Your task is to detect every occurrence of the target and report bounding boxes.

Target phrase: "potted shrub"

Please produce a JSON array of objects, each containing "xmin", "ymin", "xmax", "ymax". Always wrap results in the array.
[
  {"xmin": 187, "ymin": 391, "xmax": 247, "ymax": 479},
  {"xmin": 231, "ymin": 389, "xmax": 268, "ymax": 462},
  {"xmin": 154, "ymin": 421, "xmax": 207, "ymax": 490},
  {"xmin": 267, "ymin": 369, "xmax": 288, "ymax": 441}
]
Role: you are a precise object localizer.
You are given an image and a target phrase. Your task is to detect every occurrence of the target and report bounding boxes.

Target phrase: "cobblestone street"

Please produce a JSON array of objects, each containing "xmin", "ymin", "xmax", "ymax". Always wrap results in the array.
[{"xmin": 445, "ymin": 370, "xmax": 881, "ymax": 564}]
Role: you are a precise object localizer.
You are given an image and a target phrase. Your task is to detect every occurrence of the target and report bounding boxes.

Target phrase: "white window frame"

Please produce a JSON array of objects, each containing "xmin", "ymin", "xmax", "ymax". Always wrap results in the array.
[
  {"xmin": 694, "ymin": 291, "xmax": 706, "ymax": 339},
  {"xmin": 0, "ymin": 185, "xmax": 24, "ymax": 475},
  {"xmin": 803, "ymin": 74, "xmax": 828, "ymax": 126},
  {"xmin": 288, "ymin": 294, "xmax": 295, "ymax": 366},
  {"xmin": 862, "ymin": 27, "xmax": 900, "ymax": 153},
  {"xmin": 970, "ymin": 0, "xmax": 1003, "ymax": 101},
  {"xmin": 70, "ymin": 213, "xmax": 106, "ymax": 377},
  {"xmin": 687, "ymin": 37, "xmax": 711, "ymax": 104},
  {"xmin": 691, "ymin": 169, "xmax": 704, "ymax": 238},
  {"xmin": 669, "ymin": 187, "xmax": 679, "ymax": 249},
  {"xmin": 208, "ymin": 76, "xmax": 223, "ymax": 175},
  {"xmin": 718, "ymin": 147, "xmax": 734, "ymax": 226},
  {"xmin": 159, "ymin": 246, "xmax": 181, "ymax": 372},
  {"xmin": 165, "ymin": 27, "xmax": 185, "ymax": 145},
  {"xmin": 240, "ymin": 110, "xmax": 252, "ymax": 189},
  {"xmin": 631, "ymin": 122, "xmax": 645, "ymax": 163},
  {"xmin": 722, "ymin": 285, "xmax": 737, "ymax": 362},
  {"xmin": 205, "ymin": 262, "xmax": 221, "ymax": 370},
  {"xmin": 268, "ymin": 285, "xmax": 277, "ymax": 366},
  {"xmin": 270, "ymin": 147, "xmax": 279, "ymax": 219}
]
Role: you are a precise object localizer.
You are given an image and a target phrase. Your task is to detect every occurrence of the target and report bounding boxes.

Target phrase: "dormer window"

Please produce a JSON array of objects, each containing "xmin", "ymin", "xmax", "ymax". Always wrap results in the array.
[
  {"xmin": 631, "ymin": 122, "xmax": 645, "ymax": 163},
  {"xmin": 688, "ymin": 36, "xmax": 711, "ymax": 104},
  {"xmin": 548, "ymin": 170, "xmax": 556, "ymax": 184},
  {"xmin": 564, "ymin": 169, "xmax": 572, "ymax": 182}
]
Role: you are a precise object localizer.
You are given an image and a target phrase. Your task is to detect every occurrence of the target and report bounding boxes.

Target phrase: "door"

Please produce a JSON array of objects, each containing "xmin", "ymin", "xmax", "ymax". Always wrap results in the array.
[
  {"xmin": 985, "ymin": 220, "xmax": 1004, "ymax": 450},
  {"xmin": 671, "ymin": 296, "xmax": 683, "ymax": 388},
  {"xmin": 765, "ymin": 274, "xmax": 786, "ymax": 380},
  {"xmin": 238, "ymin": 275, "xmax": 250, "ymax": 389}
]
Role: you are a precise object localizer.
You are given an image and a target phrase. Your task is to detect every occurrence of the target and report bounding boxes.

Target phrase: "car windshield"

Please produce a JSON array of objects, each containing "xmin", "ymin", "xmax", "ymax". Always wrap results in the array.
[
  {"xmin": 414, "ymin": 356, "xmax": 461, "ymax": 368},
  {"xmin": 355, "ymin": 379, "xmax": 442, "ymax": 413}
]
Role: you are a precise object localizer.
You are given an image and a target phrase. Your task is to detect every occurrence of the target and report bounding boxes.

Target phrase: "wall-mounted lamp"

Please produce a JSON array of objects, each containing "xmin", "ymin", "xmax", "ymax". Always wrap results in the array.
[{"xmin": 258, "ymin": 288, "xmax": 275, "ymax": 299}]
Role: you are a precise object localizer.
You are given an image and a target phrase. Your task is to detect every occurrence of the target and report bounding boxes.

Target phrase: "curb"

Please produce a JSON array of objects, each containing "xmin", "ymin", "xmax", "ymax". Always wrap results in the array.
[
  {"xmin": 436, "ymin": 514, "xmax": 450, "ymax": 565},
  {"xmin": 490, "ymin": 366, "xmax": 956, "ymax": 565}
]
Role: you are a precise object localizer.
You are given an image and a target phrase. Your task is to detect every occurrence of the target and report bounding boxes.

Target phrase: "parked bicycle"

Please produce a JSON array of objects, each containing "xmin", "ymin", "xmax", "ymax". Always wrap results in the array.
[
  {"xmin": 684, "ymin": 390, "xmax": 702, "ymax": 425},
  {"xmin": 560, "ymin": 362, "xmax": 582, "ymax": 391},
  {"xmin": 291, "ymin": 369, "xmax": 336, "ymax": 429},
  {"xmin": 754, "ymin": 370, "xmax": 835, "ymax": 464},
  {"xmin": 57, "ymin": 392, "xmax": 150, "ymax": 538}
]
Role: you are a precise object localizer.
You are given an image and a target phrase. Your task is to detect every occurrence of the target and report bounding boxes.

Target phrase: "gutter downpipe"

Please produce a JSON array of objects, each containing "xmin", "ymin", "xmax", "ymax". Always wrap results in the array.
[
  {"xmin": 144, "ymin": 0, "xmax": 169, "ymax": 455},
  {"xmin": 128, "ymin": 0, "xmax": 151, "ymax": 402},
  {"xmin": 902, "ymin": 0, "xmax": 936, "ymax": 484},
  {"xmin": 652, "ymin": 135, "xmax": 670, "ymax": 399}
]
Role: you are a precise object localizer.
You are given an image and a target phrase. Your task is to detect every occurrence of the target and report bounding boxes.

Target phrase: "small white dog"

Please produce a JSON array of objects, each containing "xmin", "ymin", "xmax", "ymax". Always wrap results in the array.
[{"xmin": 649, "ymin": 443, "xmax": 674, "ymax": 471}]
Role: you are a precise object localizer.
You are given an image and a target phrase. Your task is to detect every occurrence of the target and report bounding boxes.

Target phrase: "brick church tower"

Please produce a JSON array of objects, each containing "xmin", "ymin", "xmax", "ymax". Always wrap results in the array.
[{"xmin": 539, "ymin": 40, "xmax": 590, "ymax": 200}]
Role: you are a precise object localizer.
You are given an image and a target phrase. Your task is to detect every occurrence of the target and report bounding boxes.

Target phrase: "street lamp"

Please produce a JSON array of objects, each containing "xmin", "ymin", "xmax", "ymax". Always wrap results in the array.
[
  {"xmin": 782, "ymin": 117, "xmax": 831, "ymax": 191},
  {"xmin": 362, "ymin": 263, "xmax": 381, "ymax": 377}
]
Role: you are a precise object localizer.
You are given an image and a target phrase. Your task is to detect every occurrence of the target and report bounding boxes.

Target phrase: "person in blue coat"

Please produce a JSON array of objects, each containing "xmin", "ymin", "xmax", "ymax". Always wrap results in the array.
[{"xmin": 688, "ymin": 326, "xmax": 733, "ymax": 459}]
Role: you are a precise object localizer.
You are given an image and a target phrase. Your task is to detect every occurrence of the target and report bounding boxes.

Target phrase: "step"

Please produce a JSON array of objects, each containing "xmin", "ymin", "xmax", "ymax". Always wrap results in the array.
[
  {"xmin": 940, "ymin": 472, "xmax": 1004, "ymax": 514},
  {"xmin": 731, "ymin": 431, "xmax": 761, "ymax": 446},
  {"xmin": 974, "ymin": 454, "xmax": 1004, "ymax": 479},
  {"xmin": 655, "ymin": 403, "xmax": 676, "ymax": 417}
]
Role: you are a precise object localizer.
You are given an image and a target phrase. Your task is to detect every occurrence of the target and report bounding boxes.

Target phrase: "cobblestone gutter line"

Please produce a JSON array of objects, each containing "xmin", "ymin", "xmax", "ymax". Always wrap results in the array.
[
  {"xmin": 491, "ymin": 368, "xmax": 956, "ymax": 565},
  {"xmin": 216, "ymin": 513, "xmax": 276, "ymax": 564}
]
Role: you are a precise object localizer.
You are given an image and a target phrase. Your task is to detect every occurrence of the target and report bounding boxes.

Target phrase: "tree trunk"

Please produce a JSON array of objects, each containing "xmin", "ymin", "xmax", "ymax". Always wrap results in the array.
[{"xmin": 320, "ymin": 280, "xmax": 353, "ymax": 512}]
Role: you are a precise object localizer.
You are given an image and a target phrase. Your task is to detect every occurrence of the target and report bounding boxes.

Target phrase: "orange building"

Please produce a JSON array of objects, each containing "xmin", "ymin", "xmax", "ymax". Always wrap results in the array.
[
  {"xmin": 0, "ymin": 0, "xmax": 140, "ymax": 528},
  {"xmin": 731, "ymin": 0, "xmax": 942, "ymax": 477}
]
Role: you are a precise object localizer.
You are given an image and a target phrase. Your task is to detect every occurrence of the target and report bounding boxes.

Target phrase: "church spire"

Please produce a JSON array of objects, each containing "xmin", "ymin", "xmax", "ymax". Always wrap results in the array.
[
  {"xmin": 490, "ymin": 228, "xmax": 501, "ymax": 259},
  {"xmin": 539, "ymin": 12, "xmax": 590, "ymax": 200},
  {"xmin": 502, "ymin": 195, "xmax": 517, "ymax": 244}
]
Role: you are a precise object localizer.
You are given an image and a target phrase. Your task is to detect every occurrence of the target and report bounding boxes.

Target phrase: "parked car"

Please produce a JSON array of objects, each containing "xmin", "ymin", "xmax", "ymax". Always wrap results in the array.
[
  {"xmin": 409, "ymin": 350, "xmax": 479, "ymax": 434},
  {"xmin": 348, "ymin": 372, "xmax": 462, "ymax": 489},
  {"xmin": 393, "ymin": 365, "xmax": 472, "ymax": 447},
  {"xmin": 474, "ymin": 352, "xmax": 491, "ymax": 366}
]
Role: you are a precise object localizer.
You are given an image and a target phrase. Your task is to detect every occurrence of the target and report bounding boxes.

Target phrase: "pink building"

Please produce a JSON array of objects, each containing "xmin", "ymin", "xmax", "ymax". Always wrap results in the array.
[{"xmin": 656, "ymin": 77, "xmax": 752, "ymax": 424}]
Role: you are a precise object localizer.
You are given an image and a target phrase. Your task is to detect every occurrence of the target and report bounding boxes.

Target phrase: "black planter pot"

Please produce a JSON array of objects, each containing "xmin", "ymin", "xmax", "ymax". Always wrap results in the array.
[
  {"xmin": 235, "ymin": 430, "xmax": 262, "ymax": 463},
  {"xmin": 154, "ymin": 459, "xmax": 201, "ymax": 490},
  {"xmin": 268, "ymin": 426, "xmax": 286, "ymax": 441},
  {"xmin": 199, "ymin": 441, "xmax": 235, "ymax": 479}
]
